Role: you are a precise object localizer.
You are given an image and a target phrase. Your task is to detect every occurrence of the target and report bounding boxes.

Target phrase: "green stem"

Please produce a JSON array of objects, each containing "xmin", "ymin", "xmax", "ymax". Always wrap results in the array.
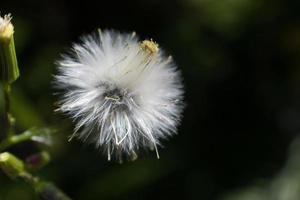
[
  {"xmin": 0, "ymin": 129, "xmax": 33, "ymax": 151},
  {"xmin": 0, "ymin": 152, "xmax": 72, "ymax": 200},
  {"xmin": 0, "ymin": 127, "xmax": 56, "ymax": 152},
  {"xmin": 20, "ymin": 172, "xmax": 72, "ymax": 200},
  {"xmin": 3, "ymin": 82, "xmax": 14, "ymax": 138}
]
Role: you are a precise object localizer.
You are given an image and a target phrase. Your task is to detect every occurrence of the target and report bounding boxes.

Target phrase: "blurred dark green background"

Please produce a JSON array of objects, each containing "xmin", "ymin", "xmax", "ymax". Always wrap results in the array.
[{"xmin": 1, "ymin": 0, "xmax": 300, "ymax": 199}]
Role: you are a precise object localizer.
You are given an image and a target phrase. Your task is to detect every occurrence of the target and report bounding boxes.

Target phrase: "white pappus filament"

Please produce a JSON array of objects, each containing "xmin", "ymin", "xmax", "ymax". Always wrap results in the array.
[
  {"xmin": 54, "ymin": 29, "xmax": 184, "ymax": 161},
  {"xmin": 0, "ymin": 14, "xmax": 12, "ymax": 31}
]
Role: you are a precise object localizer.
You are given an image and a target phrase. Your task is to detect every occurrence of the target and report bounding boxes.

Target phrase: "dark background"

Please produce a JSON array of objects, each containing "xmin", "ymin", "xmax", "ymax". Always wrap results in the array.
[{"xmin": 1, "ymin": 0, "xmax": 300, "ymax": 199}]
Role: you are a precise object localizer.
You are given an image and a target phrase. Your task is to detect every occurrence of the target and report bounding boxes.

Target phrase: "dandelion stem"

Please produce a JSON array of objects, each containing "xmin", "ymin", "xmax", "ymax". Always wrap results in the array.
[
  {"xmin": 0, "ymin": 129, "xmax": 31, "ymax": 151},
  {"xmin": 0, "ymin": 14, "xmax": 19, "ymax": 140},
  {"xmin": 0, "ymin": 152, "xmax": 72, "ymax": 200},
  {"xmin": 0, "ymin": 128, "xmax": 52, "ymax": 152},
  {"xmin": 3, "ymin": 82, "xmax": 14, "ymax": 139}
]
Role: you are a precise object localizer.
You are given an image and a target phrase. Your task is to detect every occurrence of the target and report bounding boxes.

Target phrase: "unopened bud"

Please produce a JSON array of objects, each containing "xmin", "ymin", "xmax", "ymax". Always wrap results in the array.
[
  {"xmin": 26, "ymin": 151, "xmax": 51, "ymax": 171},
  {"xmin": 0, "ymin": 14, "xmax": 19, "ymax": 83},
  {"xmin": 0, "ymin": 152, "xmax": 25, "ymax": 179}
]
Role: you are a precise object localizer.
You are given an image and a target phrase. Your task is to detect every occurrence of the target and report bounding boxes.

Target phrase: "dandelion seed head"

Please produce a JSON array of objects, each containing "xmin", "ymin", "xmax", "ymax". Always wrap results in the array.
[{"xmin": 54, "ymin": 29, "xmax": 184, "ymax": 161}]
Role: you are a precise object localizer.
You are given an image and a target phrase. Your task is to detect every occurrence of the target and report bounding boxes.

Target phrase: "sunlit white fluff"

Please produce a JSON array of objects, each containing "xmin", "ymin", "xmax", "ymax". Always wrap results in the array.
[
  {"xmin": 54, "ymin": 29, "xmax": 184, "ymax": 161},
  {"xmin": 0, "ymin": 14, "xmax": 13, "ymax": 39},
  {"xmin": 0, "ymin": 14, "xmax": 11, "ymax": 31}
]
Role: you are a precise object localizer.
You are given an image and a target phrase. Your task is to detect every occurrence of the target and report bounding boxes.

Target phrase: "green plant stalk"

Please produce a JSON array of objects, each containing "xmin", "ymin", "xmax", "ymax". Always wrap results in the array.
[
  {"xmin": 3, "ymin": 82, "xmax": 14, "ymax": 139},
  {"xmin": 0, "ymin": 152, "xmax": 72, "ymax": 200},
  {"xmin": 0, "ymin": 21, "xmax": 19, "ymax": 140},
  {"xmin": 0, "ymin": 15, "xmax": 71, "ymax": 200},
  {"xmin": 0, "ymin": 152, "xmax": 24, "ymax": 179},
  {"xmin": 0, "ymin": 127, "xmax": 56, "ymax": 151},
  {"xmin": 0, "ymin": 34, "xmax": 19, "ymax": 83},
  {"xmin": 0, "ymin": 129, "xmax": 36, "ymax": 151},
  {"xmin": 21, "ymin": 172, "xmax": 72, "ymax": 200},
  {"xmin": 35, "ymin": 181, "xmax": 72, "ymax": 200}
]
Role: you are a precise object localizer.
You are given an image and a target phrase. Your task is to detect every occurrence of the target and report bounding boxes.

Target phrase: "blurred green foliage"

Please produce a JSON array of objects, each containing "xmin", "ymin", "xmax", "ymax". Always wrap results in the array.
[{"xmin": 221, "ymin": 138, "xmax": 300, "ymax": 200}]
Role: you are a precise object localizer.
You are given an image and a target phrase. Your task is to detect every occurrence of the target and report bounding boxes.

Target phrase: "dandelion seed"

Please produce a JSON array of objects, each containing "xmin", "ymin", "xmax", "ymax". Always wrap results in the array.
[{"xmin": 54, "ymin": 29, "xmax": 184, "ymax": 161}]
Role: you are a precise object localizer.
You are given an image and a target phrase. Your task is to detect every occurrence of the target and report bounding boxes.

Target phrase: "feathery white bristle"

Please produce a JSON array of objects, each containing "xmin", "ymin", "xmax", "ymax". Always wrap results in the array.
[
  {"xmin": 54, "ymin": 29, "xmax": 184, "ymax": 161},
  {"xmin": 0, "ymin": 14, "xmax": 12, "ymax": 32}
]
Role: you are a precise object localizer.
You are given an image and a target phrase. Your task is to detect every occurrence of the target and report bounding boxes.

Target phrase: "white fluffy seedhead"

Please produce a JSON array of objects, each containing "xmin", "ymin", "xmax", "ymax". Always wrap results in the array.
[{"xmin": 54, "ymin": 29, "xmax": 184, "ymax": 161}]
